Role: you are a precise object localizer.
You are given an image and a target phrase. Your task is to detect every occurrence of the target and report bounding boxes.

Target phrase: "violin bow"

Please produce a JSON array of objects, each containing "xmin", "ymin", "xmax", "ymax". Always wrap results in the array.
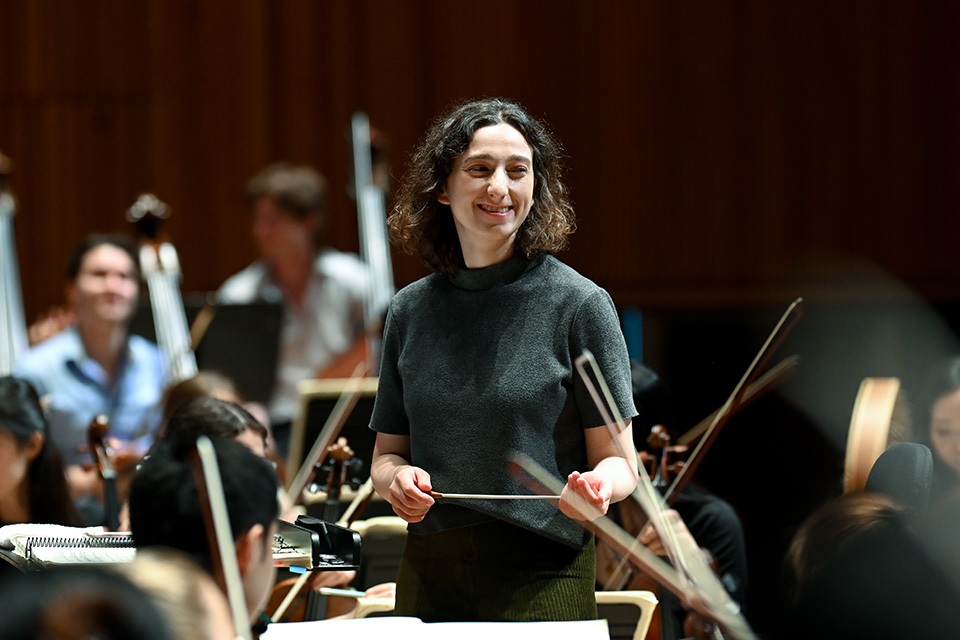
[
  {"xmin": 191, "ymin": 435, "xmax": 253, "ymax": 640},
  {"xmin": 676, "ymin": 354, "xmax": 800, "ymax": 447},
  {"xmin": 271, "ymin": 362, "xmax": 368, "ymax": 623},
  {"xmin": 127, "ymin": 192, "xmax": 199, "ymax": 383},
  {"xmin": 574, "ymin": 351, "xmax": 689, "ymax": 576},
  {"xmin": 567, "ymin": 351, "xmax": 758, "ymax": 640},
  {"xmin": 283, "ymin": 360, "xmax": 367, "ymax": 507},
  {"xmin": 664, "ymin": 297, "xmax": 802, "ymax": 502},
  {"xmin": 511, "ymin": 451, "xmax": 756, "ymax": 640}
]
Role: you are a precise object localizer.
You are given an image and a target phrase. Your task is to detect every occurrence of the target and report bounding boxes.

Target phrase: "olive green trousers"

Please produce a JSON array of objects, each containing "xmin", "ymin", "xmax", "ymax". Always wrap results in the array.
[{"xmin": 394, "ymin": 518, "xmax": 597, "ymax": 622}]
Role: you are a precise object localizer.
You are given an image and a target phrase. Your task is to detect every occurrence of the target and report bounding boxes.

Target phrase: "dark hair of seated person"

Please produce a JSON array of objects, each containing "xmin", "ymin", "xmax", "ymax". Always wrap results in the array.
[
  {"xmin": 0, "ymin": 564, "xmax": 174, "ymax": 640},
  {"xmin": 157, "ymin": 395, "xmax": 268, "ymax": 452},
  {"xmin": 159, "ymin": 371, "xmax": 243, "ymax": 426},
  {"xmin": 128, "ymin": 436, "xmax": 279, "ymax": 572},
  {"xmin": 0, "ymin": 376, "xmax": 80, "ymax": 526},
  {"xmin": 784, "ymin": 491, "xmax": 960, "ymax": 640}
]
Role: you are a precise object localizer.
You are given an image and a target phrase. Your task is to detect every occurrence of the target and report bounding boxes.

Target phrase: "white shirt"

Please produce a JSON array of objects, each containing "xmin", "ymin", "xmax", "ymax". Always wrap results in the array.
[{"xmin": 217, "ymin": 249, "xmax": 369, "ymax": 423}]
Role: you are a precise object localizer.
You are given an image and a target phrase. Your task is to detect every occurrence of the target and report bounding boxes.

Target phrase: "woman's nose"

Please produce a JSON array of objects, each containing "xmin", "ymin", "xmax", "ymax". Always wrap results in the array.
[{"xmin": 487, "ymin": 169, "xmax": 508, "ymax": 197}]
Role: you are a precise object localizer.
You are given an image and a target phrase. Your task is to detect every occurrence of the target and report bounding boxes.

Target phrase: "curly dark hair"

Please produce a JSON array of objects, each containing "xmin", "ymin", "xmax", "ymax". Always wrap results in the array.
[{"xmin": 389, "ymin": 97, "xmax": 576, "ymax": 273}]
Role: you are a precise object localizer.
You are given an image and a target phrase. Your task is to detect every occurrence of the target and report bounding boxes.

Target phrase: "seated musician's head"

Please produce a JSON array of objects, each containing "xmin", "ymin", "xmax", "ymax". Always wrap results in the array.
[
  {"xmin": 246, "ymin": 162, "xmax": 328, "ymax": 260},
  {"xmin": 158, "ymin": 395, "xmax": 269, "ymax": 457},
  {"xmin": 785, "ymin": 491, "xmax": 960, "ymax": 640},
  {"xmin": 0, "ymin": 375, "xmax": 79, "ymax": 526},
  {"xmin": 0, "ymin": 564, "xmax": 174, "ymax": 640},
  {"xmin": 64, "ymin": 233, "xmax": 141, "ymax": 329},
  {"xmin": 128, "ymin": 437, "xmax": 280, "ymax": 623},
  {"xmin": 913, "ymin": 355, "xmax": 960, "ymax": 480},
  {"xmin": 160, "ymin": 371, "xmax": 244, "ymax": 423},
  {"xmin": 117, "ymin": 547, "xmax": 235, "ymax": 640}
]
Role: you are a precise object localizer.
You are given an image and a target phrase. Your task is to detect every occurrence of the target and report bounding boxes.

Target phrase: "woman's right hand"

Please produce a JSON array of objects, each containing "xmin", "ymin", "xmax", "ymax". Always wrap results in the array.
[{"xmin": 388, "ymin": 466, "xmax": 435, "ymax": 523}]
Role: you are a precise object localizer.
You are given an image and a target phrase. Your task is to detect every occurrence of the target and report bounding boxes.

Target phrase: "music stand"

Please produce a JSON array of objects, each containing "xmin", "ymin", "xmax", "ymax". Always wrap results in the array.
[
  {"xmin": 129, "ymin": 296, "xmax": 282, "ymax": 404},
  {"xmin": 286, "ymin": 377, "xmax": 380, "ymax": 492}
]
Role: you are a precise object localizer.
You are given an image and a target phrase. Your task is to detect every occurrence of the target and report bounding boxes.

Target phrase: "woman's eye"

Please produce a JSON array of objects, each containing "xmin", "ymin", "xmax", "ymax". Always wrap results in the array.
[
  {"xmin": 508, "ymin": 167, "xmax": 529, "ymax": 176},
  {"xmin": 467, "ymin": 165, "xmax": 489, "ymax": 173}
]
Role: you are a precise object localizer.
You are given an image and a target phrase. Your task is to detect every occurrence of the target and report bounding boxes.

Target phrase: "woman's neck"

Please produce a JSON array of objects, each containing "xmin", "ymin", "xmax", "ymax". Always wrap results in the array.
[
  {"xmin": 0, "ymin": 479, "xmax": 30, "ymax": 525},
  {"xmin": 460, "ymin": 238, "xmax": 516, "ymax": 270}
]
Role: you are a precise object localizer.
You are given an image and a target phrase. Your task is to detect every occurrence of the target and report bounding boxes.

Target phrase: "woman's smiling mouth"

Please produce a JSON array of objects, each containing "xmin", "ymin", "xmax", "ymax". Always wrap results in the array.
[{"xmin": 479, "ymin": 204, "xmax": 512, "ymax": 214}]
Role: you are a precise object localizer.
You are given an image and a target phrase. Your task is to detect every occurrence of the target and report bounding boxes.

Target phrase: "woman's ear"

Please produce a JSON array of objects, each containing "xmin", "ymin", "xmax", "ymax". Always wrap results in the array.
[
  {"xmin": 236, "ymin": 523, "xmax": 266, "ymax": 575},
  {"xmin": 437, "ymin": 186, "xmax": 450, "ymax": 206},
  {"xmin": 24, "ymin": 431, "xmax": 44, "ymax": 463}
]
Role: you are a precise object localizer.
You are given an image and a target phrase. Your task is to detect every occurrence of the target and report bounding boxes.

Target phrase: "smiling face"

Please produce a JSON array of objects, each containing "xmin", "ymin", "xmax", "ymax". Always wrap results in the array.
[
  {"xmin": 930, "ymin": 388, "xmax": 960, "ymax": 475},
  {"xmin": 438, "ymin": 123, "xmax": 535, "ymax": 268},
  {"xmin": 67, "ymin": 244, "xmax": 139, "ymax": 327}
]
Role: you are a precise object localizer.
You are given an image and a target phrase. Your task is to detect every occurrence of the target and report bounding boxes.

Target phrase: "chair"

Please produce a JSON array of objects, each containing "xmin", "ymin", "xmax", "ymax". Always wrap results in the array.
[
  {"xmin": 348, "ymin": 583, "xmax": 658, "ymax": 635},
  {"xmin": 865, "ymin": 441, "xmax": 933, "ymax": 517},
  {"xmin": 595, "ymin": 590, "xmax": 659, "ymax": 640},
  {"xmin": 349, "ymin": 516, "xmax": 407, "ymax": 595},
  {"xmin": 352, "ymin": 594, "xmax": 396, "ymax": 619}
]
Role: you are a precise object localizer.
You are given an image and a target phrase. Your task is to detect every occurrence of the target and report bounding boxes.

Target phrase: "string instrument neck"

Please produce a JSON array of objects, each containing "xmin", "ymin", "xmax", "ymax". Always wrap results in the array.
[
  {"xmin": 126, "ymin": 193, "xmax": 198, "ymax": 382},
  {"xmin": 0, "ymin": 152, "xmax": 28, "ymax": 375}
]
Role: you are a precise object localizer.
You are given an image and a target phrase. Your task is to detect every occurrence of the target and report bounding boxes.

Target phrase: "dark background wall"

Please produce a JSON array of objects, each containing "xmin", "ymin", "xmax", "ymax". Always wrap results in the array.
[{"xmin": 3, "ymin": 1, "xmax": 959, "ymax": 633}]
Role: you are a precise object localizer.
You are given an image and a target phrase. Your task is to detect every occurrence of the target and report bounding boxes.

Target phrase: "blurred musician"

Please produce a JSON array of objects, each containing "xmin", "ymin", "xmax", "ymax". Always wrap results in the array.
[
  {"xmin": 217, "ymin": 163, "xmax": 368, "ymax": 455},
  {"xmin": 0, "ymin": 376, "xmax": 79, "ymax": 526},
  {"xmin": 13, "ymin": 233, "xmax": 166, "ymax": 518},
  {"xmin": 129, "ymin": 436, "xmax": 280, "ymax": 636},
  {"xmin": 911, "ymin": 355, "xmax": 960, "ymax": 512}
]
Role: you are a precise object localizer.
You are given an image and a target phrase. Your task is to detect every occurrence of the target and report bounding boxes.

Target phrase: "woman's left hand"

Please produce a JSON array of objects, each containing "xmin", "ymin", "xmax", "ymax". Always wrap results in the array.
[{"xmin": 559, "ymin": 470, "xmax": 612, "ymax": 521}]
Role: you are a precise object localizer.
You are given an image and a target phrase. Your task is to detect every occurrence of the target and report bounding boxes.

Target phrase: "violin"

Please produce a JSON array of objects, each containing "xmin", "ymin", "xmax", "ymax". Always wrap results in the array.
[
  {"xmin": 311, "ymin": 437, "xmax": 363, "ymax": 523},
  {"xmin": 86, "ymin": 415, "xmax": 120, "ymax": 531},
  {"xmin": 0, "ymin": 151, "xmax": 29, "ymax": 374},
  {"xmin": 126, "ymin": 193, "xmax": 199, "ymax": 383},
  {"xmin": 267, "ymin": 437, "xmax": 363, "ymax": 622}
]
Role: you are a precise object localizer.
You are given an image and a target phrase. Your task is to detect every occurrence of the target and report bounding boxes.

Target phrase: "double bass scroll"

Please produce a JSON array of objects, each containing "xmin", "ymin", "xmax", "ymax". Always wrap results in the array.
[{"xmin": 126, "ymin": 193, "xmax": 199, "ymax": 383}]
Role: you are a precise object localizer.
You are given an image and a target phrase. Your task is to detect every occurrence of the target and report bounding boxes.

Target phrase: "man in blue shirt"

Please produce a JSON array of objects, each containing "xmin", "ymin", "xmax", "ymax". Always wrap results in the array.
[{"xmin": 14, "ymin": 233, "xmax": 166, "ymax": 507}]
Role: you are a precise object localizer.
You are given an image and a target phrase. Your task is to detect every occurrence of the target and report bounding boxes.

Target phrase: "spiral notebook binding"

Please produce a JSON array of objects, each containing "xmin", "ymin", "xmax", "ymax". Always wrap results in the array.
[{"xmin": 23, "ymin": 533, "xmax": 135, "ymax": 564}]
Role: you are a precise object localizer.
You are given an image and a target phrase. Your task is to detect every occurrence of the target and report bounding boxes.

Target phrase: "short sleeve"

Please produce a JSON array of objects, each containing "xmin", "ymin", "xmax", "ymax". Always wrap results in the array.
[
  {"xmin": 569, "ymin": 289, "xmax": 637, "ymax": 428},
  {"xmin": 368, "ymin": 304, "xmax": 410, "ymax": 436}
]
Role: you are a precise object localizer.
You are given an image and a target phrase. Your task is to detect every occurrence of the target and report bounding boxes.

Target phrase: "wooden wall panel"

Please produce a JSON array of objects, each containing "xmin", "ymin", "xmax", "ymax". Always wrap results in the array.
[{"xmin": 2, "ymin": 1, "xmax": 960, "ymax": 319}]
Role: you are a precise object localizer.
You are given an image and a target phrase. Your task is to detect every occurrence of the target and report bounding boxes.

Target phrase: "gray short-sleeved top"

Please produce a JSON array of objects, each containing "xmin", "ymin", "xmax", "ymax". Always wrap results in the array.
[{"xmin": 370, "ymin": 254, "xmax": 637, "ymax": 548}]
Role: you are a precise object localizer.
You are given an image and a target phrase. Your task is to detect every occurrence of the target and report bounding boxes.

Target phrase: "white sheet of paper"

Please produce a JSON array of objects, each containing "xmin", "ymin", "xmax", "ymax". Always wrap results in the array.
[{"xmin": 261, "ymin": 617, "xmax": 610, "ymax": 640}]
